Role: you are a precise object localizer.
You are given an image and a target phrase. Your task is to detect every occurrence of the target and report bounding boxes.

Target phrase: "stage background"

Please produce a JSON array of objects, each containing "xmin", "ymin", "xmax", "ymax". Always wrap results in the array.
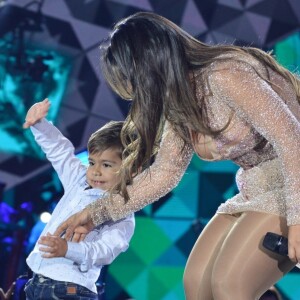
[{"xmin": 1, "ymin": 0, "xmax": 300, "ymax": 299}]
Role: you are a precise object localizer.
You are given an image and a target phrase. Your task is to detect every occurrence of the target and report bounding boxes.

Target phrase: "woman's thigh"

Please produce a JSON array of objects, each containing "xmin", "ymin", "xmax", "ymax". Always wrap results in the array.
[
  {"xmin": 184, "ymin": 213, "xmax": 239, "ymax": 300},
  {"xmin": 212, "ymin": 211, "xmax": 295, "ymax": 300}
]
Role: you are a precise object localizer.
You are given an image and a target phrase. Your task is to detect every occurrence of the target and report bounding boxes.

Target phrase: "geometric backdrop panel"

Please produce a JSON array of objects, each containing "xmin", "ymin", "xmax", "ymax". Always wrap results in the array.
[{"xmin": 1, "ymin": 0, "xmax": 300, "ymax": 299}]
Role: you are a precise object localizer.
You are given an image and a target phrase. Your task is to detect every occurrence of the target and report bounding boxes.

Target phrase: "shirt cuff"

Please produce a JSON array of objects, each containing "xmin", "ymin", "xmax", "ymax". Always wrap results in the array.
[
  {"xmin": 65, "ymin": 242, "xmax": 90, "ymax": 273},
  {"xmin": 65, "ymin": 241, "xmax": 84, "ymax": 264},
  {"xmin": 31, "ymin": 118, "xmax": 52, "ymax": 130}
]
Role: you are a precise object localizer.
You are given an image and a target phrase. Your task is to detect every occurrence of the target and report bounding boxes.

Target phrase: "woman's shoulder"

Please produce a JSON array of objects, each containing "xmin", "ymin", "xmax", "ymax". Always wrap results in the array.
[{"xmin": 210, "ymin": 51, "xmax": 263, "ymax": 72}]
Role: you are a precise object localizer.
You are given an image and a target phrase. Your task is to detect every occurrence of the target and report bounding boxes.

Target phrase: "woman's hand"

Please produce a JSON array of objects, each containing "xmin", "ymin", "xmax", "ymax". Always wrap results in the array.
[
  {"xmin": 53, "ymin": 208, "xmax": 94, "ymax": 241},
  {"xmin": 288, "ymin": 224, "xmax": 300, "ymax": 262},
  {"xmin": 72, "ymin": 225, "xmax": 92, "ymax": 242},
  {"xmin": 23, "ymin": 98, "xmax": 50, "ymax": 128}
]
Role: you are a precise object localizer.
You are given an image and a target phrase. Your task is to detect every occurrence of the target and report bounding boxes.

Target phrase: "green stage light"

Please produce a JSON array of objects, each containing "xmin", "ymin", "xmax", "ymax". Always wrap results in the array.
[{"xmin": 274, "ymin": 32, "xmax": 300, "ymax": 74}]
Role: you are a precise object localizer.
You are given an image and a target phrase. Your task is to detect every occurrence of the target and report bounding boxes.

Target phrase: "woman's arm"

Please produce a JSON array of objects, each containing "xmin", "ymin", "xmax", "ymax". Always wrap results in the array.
[
  {"xmin": 54, "ymin": 123, "xmax": 193, "ymax": 239},
  {"xmin": 89, "ymin": 123, "xmax": 194, "ymax": 224}
]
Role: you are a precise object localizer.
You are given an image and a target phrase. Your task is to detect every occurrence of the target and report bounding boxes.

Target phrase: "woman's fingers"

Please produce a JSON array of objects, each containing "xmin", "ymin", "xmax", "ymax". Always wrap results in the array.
[
  {"xmin": 288, "ymin": 224, "xmax": 300, "ymax": 262},
  {"xmin": 53, "ymin": 209, "xmax": 93, "ymax": 241},
  {"xmin": 72, "ymin": 232, "xmax": 87, "ymax": 243},
  {"xmin": 53, "ymin": 218, "xmax": 76, "ymax": 240}
]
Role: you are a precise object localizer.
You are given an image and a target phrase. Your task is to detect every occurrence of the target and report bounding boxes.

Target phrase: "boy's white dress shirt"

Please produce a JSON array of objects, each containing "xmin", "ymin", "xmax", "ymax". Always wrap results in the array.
[{"xmin": 26, "ymin": 119, "xmax": 135, "ymax": 293}]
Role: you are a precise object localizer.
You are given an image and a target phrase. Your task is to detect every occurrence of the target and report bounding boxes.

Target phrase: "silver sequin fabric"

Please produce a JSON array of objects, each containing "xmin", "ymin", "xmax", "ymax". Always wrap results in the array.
[{"xmin": 89, "ymin": 52, "xmax": 300, "ymax": 227}]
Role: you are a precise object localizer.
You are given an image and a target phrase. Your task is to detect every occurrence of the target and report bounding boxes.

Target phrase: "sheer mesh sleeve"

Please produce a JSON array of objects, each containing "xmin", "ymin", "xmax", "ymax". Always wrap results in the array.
[
  {"xmin": 208, "ymin": 60, "xmax": 300, "ymax": 226},
  {"xmin": 88, "ymin": 122, "xmax": 194, "ymax": 225}
]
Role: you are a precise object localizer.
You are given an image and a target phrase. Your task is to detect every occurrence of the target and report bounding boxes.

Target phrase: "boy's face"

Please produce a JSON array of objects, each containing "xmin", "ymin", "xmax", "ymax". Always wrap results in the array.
[{"xmin": 86, "ymin": 148, "xmax": 122, "ymax": 191}]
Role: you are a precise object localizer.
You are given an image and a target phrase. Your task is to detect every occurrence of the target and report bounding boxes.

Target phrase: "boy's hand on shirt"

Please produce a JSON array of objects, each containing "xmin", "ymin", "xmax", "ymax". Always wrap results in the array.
[
  {"xmin": 38, "ymin": 233, "xmax": 68, "ymax": 258},
  {"xmin": 23, "ymin": 98, "xmax": 51, "ymax": 129}
]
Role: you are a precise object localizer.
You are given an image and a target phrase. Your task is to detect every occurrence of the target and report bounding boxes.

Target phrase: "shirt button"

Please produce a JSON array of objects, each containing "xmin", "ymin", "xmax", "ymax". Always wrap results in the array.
[{"xmin": 39, "ymin": 277, "xmax": 45, "ymax": 283}]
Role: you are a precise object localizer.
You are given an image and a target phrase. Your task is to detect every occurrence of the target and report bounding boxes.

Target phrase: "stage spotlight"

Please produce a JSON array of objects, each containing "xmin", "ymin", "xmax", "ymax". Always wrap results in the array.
[{"xmin": 39, "ymin": 211, "xmax": 51, "ymax": 223}]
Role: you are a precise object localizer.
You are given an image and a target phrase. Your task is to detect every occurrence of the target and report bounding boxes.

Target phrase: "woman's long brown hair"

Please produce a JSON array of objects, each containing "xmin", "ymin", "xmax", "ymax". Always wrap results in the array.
[{"xmin": 100, "ymin": 12, "xmax": 300, "ymax": 201}]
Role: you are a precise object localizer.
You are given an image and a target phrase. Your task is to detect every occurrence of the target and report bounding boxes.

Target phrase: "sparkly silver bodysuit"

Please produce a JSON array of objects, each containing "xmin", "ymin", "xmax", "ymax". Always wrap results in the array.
[{"xmin": 89, "ymin": 52, "xmax": 300, "ymax": 227}]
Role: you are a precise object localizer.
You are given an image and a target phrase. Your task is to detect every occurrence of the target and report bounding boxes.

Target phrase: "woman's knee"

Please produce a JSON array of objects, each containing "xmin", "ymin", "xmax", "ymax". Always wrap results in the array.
[
  {"xmin": 211, "ymin": 266, "xmax": 230, "ymax": 298},
  {"xmin": 183, "ymin": 264, "xmax": 200, "ymax": 294},
  {"xmin": 183, "ymin": 263, "xmax": 211, "ymax": 300},
  {"xmin": 182, "ymin": 267, "xmax": 190, "ymax": 291},
  {"xmin": 211, "ymin": 269, "xmax": 255, "ymax": 300}
]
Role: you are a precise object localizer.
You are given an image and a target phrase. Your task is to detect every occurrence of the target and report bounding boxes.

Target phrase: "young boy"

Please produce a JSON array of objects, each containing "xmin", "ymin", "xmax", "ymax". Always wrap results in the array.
[{"xmin": 23, "ymin": 99, "xmax": 135, "ymax": 300}]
